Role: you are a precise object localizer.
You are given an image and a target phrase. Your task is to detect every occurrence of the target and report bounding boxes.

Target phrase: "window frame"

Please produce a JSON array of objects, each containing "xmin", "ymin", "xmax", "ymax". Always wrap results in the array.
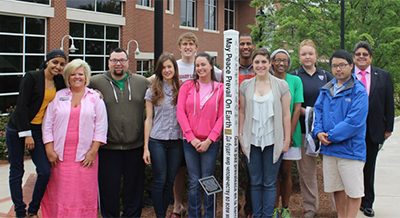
[
  {"xmin": 204, "ymin": 0, "xmax": 217, "ymax": 31},
  {"xmin": 66, "ymin": 0, "xmax": 123, "ymax": 15},
  {"xmin": 69, "ymin": 22, "xmax": 120, "ymax": 74},
  {"xmin": 136, "ymin": 59, "xmax": 152, "ymax": 76},
  {"xmin": 0, "ymin": 14, "xmax": 47, "ymax": 112},
  {"xmin": 180, "ymin": 0, "xmax": 196, "ymax": 28},
  {"xmin": 224, "ymin": 0, "xmax": 235, "ymax": 30}
]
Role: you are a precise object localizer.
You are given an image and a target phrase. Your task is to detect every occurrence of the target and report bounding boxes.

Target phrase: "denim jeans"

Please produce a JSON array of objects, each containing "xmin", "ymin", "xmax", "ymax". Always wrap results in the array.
[
  {"xmin": 149, "ymin": 138, "xmax": 183, "ymax": 218},
  {"xmin": 6, "ymin": 124, "xmax": 50, "ymax": 217},
  {"xmin": 246, "ymin": 145, "xmax": 282, "ymax": 218},
  {"xmin": 183, "ymin": 139, "xmax": 220, "ymax": 218}
]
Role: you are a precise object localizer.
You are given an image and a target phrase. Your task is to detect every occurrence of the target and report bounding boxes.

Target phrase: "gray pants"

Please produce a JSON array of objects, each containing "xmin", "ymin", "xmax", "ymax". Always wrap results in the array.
[{"xmin": 296, "ymin": 134, "xmax": 319, "ymax": 214}]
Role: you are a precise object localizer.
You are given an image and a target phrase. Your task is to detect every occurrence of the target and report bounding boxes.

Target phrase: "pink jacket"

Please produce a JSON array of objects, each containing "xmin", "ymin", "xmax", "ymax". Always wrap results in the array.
[
  {"xmin": 42, "ymin": 87, "xmax": 108, "ymax": 161},
  {"xmin": 177, "ymin": 80, "xmax": 224, "ymax": 142}
]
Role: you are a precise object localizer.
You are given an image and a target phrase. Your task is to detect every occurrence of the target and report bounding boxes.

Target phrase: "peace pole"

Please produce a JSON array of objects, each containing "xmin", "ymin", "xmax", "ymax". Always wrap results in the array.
[{"xmin": 223, "ymin": 30, "xmax": 239, "ymax": 218}]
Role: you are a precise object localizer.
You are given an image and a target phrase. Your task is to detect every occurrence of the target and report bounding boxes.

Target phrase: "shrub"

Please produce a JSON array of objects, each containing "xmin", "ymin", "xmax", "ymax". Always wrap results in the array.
[{"xmin": 0, "ymin": 106, "xmax": 14, "ymax": 160}]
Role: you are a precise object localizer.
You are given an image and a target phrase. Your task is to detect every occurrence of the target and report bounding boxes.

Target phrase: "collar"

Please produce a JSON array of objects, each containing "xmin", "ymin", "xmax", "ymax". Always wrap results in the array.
[
  {"xmin": 65, "ymin": 87, "xmax": 94, "ymax": 97},
  {"xmin": 239, "ymin": 64, "xmax": 253, "ymax": 70},
  {"xmin": 354, "ymin": 65, "xmax": 371, "ymax": 75}
]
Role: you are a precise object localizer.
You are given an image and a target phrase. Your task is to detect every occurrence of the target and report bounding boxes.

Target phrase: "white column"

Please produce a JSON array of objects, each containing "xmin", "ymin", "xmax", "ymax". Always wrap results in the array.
[{"xmin": 223, "ymin": 30, "xmax": 239, "ymax": 218}]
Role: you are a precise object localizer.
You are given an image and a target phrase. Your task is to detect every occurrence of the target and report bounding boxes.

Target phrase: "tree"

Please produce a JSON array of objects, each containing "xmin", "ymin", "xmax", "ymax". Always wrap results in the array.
[{"xmin": 249, "ymin": 0, "xmax": 400, "ymax": 84}]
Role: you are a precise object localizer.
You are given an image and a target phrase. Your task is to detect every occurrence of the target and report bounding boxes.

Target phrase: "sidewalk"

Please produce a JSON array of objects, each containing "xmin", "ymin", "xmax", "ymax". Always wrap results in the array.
[
  {"xmin": 356, "ymin": 117, "xmax": 400, "ymax": 218},
  {"xmin": 0, "ymin": 160, "xmax": 36, "ymax": 217},
  {"xmin": 0, "ymin": 119, "xmax": 399, "ymax": 217}
]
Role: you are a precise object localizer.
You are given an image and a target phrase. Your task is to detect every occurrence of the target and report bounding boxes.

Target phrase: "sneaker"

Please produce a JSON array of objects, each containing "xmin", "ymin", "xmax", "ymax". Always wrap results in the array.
[
  {"xmin": 281, "ymin": 207, "xmax": 292, "ymax": 218},
  {"xmin": 273, "ymin": 207, "xmax": 281, "ymax": 218}
]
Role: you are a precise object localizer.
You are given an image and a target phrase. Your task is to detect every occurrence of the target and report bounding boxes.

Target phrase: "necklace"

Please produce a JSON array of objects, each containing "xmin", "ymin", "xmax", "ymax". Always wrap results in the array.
[{"xmin": 257, "ymin": 81, "xmax": 266, "ymax": 94}]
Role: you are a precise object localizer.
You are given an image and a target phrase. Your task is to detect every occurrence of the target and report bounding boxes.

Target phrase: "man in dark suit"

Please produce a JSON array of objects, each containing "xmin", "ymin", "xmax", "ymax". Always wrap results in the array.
[{"xmin": 352, "ymin": 41, "xmax": 395, "ymax": 217}]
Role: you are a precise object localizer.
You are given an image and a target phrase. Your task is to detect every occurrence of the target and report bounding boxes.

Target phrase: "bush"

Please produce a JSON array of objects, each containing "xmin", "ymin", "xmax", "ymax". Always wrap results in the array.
[{"xmin": 0, "ymin": 106, "xmax": 14, "ymax": 160}]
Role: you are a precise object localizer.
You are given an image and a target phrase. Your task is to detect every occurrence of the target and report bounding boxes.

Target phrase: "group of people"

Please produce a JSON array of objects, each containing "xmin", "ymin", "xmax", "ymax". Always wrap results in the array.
[{"xmin": 5, "ymin": 31, "xmax": 394, "ymax": 218}]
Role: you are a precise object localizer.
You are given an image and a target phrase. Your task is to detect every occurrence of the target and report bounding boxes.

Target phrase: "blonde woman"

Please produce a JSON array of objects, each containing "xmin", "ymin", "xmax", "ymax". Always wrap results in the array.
[
  {"xmin": 41, "ymin": 59, "xmax": 107, "ymax": 217},
  {"xmin": 290, "ymin": 39, "xmax": 333, "ymax": 218}
]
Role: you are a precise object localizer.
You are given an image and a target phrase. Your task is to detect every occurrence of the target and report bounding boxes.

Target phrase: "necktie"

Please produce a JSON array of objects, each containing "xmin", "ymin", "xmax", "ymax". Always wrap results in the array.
[{"xmin": 360, "ymin": 71, "xmax": 367, "ymax": 91}]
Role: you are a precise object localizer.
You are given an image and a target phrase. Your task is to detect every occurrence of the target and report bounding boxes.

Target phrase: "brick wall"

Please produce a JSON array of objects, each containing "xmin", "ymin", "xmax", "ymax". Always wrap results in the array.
[
  {"xmin": 48, "ymin": 0, "xmax": 69, "ymax": 55},
  {"xmin": 45, "ymin": 0, "xmax": 256, "ymax": 72}
]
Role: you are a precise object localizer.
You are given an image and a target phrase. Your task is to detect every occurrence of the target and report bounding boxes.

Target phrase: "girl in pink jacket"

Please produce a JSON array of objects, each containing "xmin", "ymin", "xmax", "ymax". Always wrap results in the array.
[{"xmin": 176, "ymin": 53, "xmax": 224, "ymax": 218}]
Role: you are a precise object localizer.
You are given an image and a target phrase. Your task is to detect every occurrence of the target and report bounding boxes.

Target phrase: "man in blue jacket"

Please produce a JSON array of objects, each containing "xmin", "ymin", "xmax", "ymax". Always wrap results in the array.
[{"xmin": 313, "ymin": 49, "xmax": 368, "ymax": 218}]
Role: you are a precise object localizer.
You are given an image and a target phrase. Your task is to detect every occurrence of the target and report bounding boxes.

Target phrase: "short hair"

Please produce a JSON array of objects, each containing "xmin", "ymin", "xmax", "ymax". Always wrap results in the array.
[
  {"xmin": 329, "ymin": 49, "xmax": 353, "ymax": 66},
  {"xmin": 252, "ymin": 47, "xmax": 270, "ymax": 62},
  {"xmin": 353, "ymin": 41, "xmax": 372, "ymax": 56},
  {"xmin": 299, "ymin": 39, "xmax": 318, "ymax": 56},
  {"xmin": 239, "ymin": 33, "xmax": 254, "ymax": 44},
  {"xmin": 63, "ymin": 59, "xmax": 91, "ymax": 87},
  {"xmin": 178, "ymin": 32, "xmax": 199, "ymax": 47},
  {"xmin": 109, "ymin": 48, "xmax": 128, "ymax": 59}
]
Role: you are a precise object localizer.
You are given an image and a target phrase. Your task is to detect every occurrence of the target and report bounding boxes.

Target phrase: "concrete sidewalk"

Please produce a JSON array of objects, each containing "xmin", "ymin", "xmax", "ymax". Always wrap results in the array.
[
  {"xmin": 356, "ymin": 117, "xmax": 400, "ymax": 218},
  {"xmin": 0, "ymin": 119, "xmax": 399, "ymax": 217},
  {"xmin": 0, "ymin": 160, "xmax": 36, "ymax": 217}
]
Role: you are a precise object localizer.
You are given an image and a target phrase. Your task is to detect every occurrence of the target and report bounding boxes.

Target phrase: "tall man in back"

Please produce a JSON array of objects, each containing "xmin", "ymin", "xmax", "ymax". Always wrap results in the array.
[
  {"xmin": 352, "ymin": 41, "xmax": 394, "ymax": 217},
  {"xmin": 90, "ymin": 48, "xmax": 150, "ymax": 217},
  {"xmin": 238, "ymin": 33, "xmax": 255, "ymax": 218}
]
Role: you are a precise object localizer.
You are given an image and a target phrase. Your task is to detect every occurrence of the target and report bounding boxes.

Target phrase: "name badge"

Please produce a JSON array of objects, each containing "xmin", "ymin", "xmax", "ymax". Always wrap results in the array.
[{"xmin": 60, "ymin": 97, "xmax": 69, "ymax": 101}]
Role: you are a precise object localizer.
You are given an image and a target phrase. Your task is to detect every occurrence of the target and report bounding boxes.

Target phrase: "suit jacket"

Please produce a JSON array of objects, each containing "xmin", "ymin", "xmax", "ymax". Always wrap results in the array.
[
  {"xmin": 354, "ymin": 66, "xmax": 395, "ymax": 144},
  {"xmin": 9, "ymin": 69, "xmax": 65, "ymax": 134}
]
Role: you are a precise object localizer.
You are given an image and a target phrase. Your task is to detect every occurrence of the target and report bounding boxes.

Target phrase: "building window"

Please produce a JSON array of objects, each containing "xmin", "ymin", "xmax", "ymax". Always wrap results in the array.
[
  {"xmin": 0, "ymin": 14, "xmax": 46, "ymax": 112},
  {"xmin": 69, "ymin": 22, "xmax": 120, "ymax": 73},
  {"xmin": 166, "ymin": 0, "xmax": 173, "ymax": 13},
  {"xmin": 224, "ymin": 0, "xmax": 235, "ymax": 30},
  {"xmin": 67, "ymin": 0, "xmax": 122, "ymax": 15},
  {"xmin": 204, "ymin": 0, "xmax": 217, "ymax": 30},
  {"xmin": 138, "ymin": 0, "xmax": 151, "ymax": 7},
  {"xmin": 136, "ymin": 60, "xmax": 151, "ymax": 76},
  {"xmin": 17, "ymin": 0, "xmax": 50, "ymax": 5},
  {"xmin": 181, "ymin": 0, "xmax": 196, "ymax": 27}
]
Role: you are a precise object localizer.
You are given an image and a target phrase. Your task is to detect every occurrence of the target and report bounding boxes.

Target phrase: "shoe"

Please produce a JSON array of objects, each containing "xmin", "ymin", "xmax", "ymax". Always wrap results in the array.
[
  {"xmin": 281, "ymin": 207, "xmax": 292, "ymax": 218},
  {"xmin": 273, "ymin": 207, "xmax": 280, "ymax": 218},
  {"xmin": 363, "ymin": 208, "xmax": 375, "ymax": 217},
  {"xmin": 304, "ymin": 211, "xmax": 316, "ymax": 218},
  {"xmin": 181, "ymin": 208, "xmax": 187, "ymax": 217},
  {"xmin": 170, "ymin": 212, "xmax": 181, "ymax": 218},
  {"xmin": 27, "ymin": 214, "xmax": 38, "ymax": 218}
]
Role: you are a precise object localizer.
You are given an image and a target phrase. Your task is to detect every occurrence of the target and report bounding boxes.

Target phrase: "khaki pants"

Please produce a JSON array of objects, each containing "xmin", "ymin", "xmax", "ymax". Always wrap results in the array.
[{"xmin": 296, "ymin": 134, "xmax": 319, "ymax": 213}]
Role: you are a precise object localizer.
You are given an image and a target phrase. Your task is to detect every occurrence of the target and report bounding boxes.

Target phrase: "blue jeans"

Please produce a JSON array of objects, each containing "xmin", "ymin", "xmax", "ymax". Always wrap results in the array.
[
  {"xmin": 183, "ymin": 139, "xmax": 220, "ymax": 218},
  {"xmin": 6, "ymin": 124, "xmax": 50, "ymax": 217},
  {"xmin": 149, "ymin": 138, "xmax": 183, "ymax": 218},
  {"xmin": 247, "ymin": 145, "xmax": 282, "ymax": 218}
]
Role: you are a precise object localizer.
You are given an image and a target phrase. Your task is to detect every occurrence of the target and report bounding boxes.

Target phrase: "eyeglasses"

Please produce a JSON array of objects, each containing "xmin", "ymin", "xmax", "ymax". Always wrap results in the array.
[
  {"xmin": 331, "ymin": 63, "xmax": 349, "ymax": 69},
  {"xmin": 109, "ymin": 59, "xmax": 128, "ymax": 64},
  {"xmin": 354, "ymin": 52, "xmax": 369, "ymax": 57},
  {"xmin": 273, "ymin": 59, "xmax": 289, "ymax": 64}
]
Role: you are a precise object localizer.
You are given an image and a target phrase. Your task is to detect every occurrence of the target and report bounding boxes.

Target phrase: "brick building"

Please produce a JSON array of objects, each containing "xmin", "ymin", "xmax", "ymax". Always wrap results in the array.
[{"xmin": 0, "ymin": 0, "xmax": 256, "ymax": 112}]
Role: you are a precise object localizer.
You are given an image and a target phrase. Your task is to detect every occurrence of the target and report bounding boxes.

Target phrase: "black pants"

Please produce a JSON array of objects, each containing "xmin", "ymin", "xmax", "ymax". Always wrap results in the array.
[
  {"xmin": 361, "ymin": 133, "xmax": 380, "ymax": 209},
  {"xmin": 98, "ymin": 148, "xmax": 145, "ymax": 218}
]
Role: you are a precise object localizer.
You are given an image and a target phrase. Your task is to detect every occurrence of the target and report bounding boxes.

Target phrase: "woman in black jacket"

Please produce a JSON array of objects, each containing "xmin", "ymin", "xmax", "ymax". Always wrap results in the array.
[{"xmin": 6, "ymin": 49, "xmax": 67, "ymax": 218}]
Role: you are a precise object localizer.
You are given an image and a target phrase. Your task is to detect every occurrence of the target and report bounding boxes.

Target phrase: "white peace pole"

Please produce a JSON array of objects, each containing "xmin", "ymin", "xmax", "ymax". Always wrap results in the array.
[{"xmin": 223, "ymin": 30, "xmax": 239, "ymax": 218}]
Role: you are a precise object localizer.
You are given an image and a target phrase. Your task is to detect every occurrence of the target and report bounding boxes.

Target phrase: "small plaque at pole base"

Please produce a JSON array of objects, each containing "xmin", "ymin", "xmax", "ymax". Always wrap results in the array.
[{"xmin": 198, "ymin": 176, "xmax": 222, "ymax": 196}]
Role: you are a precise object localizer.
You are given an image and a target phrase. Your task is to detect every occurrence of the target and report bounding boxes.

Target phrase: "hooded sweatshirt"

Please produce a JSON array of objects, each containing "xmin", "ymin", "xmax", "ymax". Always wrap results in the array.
[
  {"xmin": 177, "ymin": 80, "xmax": 224, "ymax": 142},
  {"xmin": 89, "ymin": 71, "xmax": 150, "ymax": 150}
]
